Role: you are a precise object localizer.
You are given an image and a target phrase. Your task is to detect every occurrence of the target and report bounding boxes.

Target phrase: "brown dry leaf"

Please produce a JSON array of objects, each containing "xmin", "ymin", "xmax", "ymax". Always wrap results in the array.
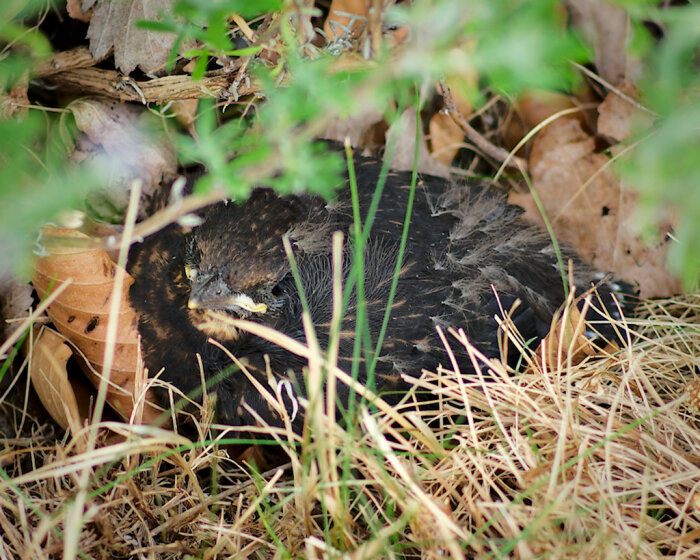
[
  {"xmin": 386, "ymin": 108, "xmax": 451, "ymax": 178},
  {"xmin": 597, "ymin": 82, "xmax": 652, "ymax": 143},
  {"xmin": 566, "ymin": 0, "xmax": 641, "ymax": 85},
  {"xmin": 502, "ymin": 89, "xmax": 586, "ymax": 152},
  {"xmin": 0, "ymin": 274, "xmax": 33, "ymax": 342},
  {"xmin": 87, "ymin": 0, "xmax": 176, "ymax": 75},
  {"xmin": 171, "ymin": 98, "xmax": 199, "ymax": 129},
  {"xmin": 32, "ymin": 227, "xmax": 160, "ymax": 422},
  {"xmin": 509, "ymin": 118, "xmax": 680, "ymax": 298},
  {"xmin": 429, "ymin": 111, "xmax": 464, "ymax": 166},
  {"xmin": 324, "ymin": 0, "xmax": 368, "ymax": 41},
  {"xmin": 67, "ymin": 97, "xmax": 177, "ymax": 221},
  {"xmin": 66, "ymin": 0, "xmax": 93, "ymax": 22},
  {"xmin": 534, "ymin": 300, "xmax": 605, "ymax": 372},
  {"xmin": 29, "ymin": 327, "xmax": 87, "ymax": 431},
  {"xmin": 322, "ymin": 110, "xmax": 385, "ymax": 152}
]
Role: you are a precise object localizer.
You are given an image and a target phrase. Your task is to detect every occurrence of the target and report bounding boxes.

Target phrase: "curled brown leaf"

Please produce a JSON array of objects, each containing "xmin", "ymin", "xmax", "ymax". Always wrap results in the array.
[{"xmin": 33, "ymin": 227, "xmax": 160, "ymax": 423}]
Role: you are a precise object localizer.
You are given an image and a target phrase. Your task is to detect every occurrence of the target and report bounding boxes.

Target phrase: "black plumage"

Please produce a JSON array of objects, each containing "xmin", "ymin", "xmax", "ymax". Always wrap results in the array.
[{"xmin": 127, "ymin": 152, "xmax": 626, "ymax": 430}]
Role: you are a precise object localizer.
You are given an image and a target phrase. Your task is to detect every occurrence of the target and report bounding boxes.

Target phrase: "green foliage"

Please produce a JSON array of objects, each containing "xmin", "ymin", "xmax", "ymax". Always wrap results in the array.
[
  {"xmin": 616, "ymin": 4, "xmax": 700, "ymax": 288},
  {"xmin": 137, "ymin": 0, "xmax": 283, "ymax": 76},
  {"xmin": 0, "ymin": 0, "xmax": 54, "ymax": 91},
  {"xmin": 387, "ymin": 0, "xmax": 588, "ymax": 93},
  {"xmin": 0, "ymin": 2, "xmax": 96, "ymax": 276},
  {"xmin": 176, "ymin": 0, "xmax": 593, "ymax": 202},
  {"xmin": 0, "ymin": 0, "xmax": 699, "ymax": 286},
  {"xmin": 0, "ymin": 112, "xmax": 101, "ymax": 277}
]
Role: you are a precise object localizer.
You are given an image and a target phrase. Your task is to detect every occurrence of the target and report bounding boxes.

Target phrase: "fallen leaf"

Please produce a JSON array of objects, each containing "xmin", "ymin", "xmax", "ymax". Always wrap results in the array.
[
  {"xmin": 385, "ymin": 108, "xmax": 451, "ymax": 178},
  {"xmin": 536, "ymin": 298, "xmax": 604, "ymax": 371},
  {"xmin": 66, "ymin": 0, "xmax": 93, "ymax": 22},
  {"xmin": 66, "ymin": 97, "xmax": 177, "ymax": 222},
  {"xmin": 171, "ymin": 98, "xmax": 199, "ymax": 129},
  {"xmin": 322, "ymin": 110, "xmax": 385, "ymax": 152},
  {"xmin": 429, "ymin": 110, "xmax": 464, "ymax": 166},
  {"xmin": 86, "ymin": 0, "xmax": 176, "ymax": 75},
  {"xmin": 566, "ymin": 0, "xmax": 641, "ymax": 85},
  {"xmin": 597, "ymin": 82, "xmax": 652, "ymax": 143},
  {"xmin": 509, "ymin": 118, "xmax": 680, "ymax": 298},
  {"xmin": 29, "ymin": 327, "xmax": 85, "ymax": 431},
  {"xmin": 32, "ymin": 227, "xmax": 161, "ymax": 422},
  {"xmin": 502, "ymin": 89, "xmax": 589, "ymax": 153}
]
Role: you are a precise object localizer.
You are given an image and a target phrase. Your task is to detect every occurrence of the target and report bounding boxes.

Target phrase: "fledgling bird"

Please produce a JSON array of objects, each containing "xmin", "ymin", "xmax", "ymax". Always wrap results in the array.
[{"xmin": 127, "ymin": 151, "xmax": 628, "ymax": 431}]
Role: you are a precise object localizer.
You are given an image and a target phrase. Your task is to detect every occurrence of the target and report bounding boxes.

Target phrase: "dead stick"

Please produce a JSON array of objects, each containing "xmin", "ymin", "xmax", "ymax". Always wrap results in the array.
[
  {"xmin": 440, "ymin": 81, "xmax": 528, "ymax": 171},
  {"xmin": 46, "ymin": 67, "xmax": 253, "ymax": 103}
]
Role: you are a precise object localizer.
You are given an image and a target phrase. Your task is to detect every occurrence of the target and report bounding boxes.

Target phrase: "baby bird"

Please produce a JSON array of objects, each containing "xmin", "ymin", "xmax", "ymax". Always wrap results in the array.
[{"xmin": 127, "ymin": 150, "xmax": 627, "ymax": 431}]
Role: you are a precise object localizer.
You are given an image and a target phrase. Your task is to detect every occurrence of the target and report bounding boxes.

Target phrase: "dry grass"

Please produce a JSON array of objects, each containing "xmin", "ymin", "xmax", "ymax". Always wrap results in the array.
[{"xmin": 1, "ymin": 293, "xmax": 699, "ymax": 559}]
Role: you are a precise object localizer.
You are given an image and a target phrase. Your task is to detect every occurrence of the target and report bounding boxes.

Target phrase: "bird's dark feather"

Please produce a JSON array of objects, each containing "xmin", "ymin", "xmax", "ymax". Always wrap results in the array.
[{"xmin": 128, "ymin": 153, "xmax": 629, "ymax": 430}]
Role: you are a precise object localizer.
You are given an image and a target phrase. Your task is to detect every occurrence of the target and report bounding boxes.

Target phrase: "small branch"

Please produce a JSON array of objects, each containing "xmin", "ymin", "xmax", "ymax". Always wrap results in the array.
[
  {"xmin": 440, "ymin": 81, "xmax": 528, "ymax": 171},
  {"xmin": 35, "ymin": 46, "xmax": 98, "ymax": 77},
  {"xmin": 102, "ymin": 190, "xmax": 228, "ymax": 251},
  {"xmin": 46, "ymin": 67, "xmax": 253, "ymax": 103}
]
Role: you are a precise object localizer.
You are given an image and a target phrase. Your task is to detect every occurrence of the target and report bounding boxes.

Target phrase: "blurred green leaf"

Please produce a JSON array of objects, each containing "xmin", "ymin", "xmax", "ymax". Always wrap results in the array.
[
  {"xmin": 0, "ymin": 113, "xmax": 102, "ymax": 277},
  {"xmin": 616, "ymin": 4, "xmax": 700, "ymax": 288},
  {"xmin": 0, "ymin": 0, "xmax": 698, "ymax": 289},
  {"xmin": 0, "ymin": 1, "xmax": 54, "ymax": 91}
]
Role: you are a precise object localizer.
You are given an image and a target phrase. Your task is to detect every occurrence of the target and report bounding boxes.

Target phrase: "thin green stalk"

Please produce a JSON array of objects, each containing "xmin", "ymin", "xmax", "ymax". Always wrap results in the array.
[
  {"xmin": 521, "ymin": 167, "xmax": 569, "ymax": 299},
  {"xmin": 369, "ymin": 95, "xmax": 422, "ymax": 379}
]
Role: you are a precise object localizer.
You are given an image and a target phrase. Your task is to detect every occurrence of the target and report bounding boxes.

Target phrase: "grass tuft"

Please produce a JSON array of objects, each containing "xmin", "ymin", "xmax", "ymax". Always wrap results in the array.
[{"xmin": 0, "ymin": 293, "xmax": 698, "ymax": 557}]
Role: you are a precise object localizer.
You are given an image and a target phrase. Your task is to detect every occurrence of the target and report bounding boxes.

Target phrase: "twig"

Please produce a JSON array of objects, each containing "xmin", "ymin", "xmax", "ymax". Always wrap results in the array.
[
  {"xmin": 102, "ymin": 190, "xmax": 227, "ymax": 251},
  {"xmin": 571, "ymin": 62, "xmax": 658, "ymax": 117},
  {"xmin": 46, "ymin": 67, "xmax": 244, "ymax": 103},
  {"xmin": 439, "ymin": 81, "xmax": 528, "ymax": 171},
  {"xmin": 34, "ymin": 47, "xmax": 97, "ymax": 78}
]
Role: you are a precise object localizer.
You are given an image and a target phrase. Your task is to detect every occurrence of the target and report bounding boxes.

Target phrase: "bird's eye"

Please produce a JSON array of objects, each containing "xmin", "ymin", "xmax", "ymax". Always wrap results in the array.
[{"xmin": 185, "ymin": 265, "xmax": 197, "ymax": 280}]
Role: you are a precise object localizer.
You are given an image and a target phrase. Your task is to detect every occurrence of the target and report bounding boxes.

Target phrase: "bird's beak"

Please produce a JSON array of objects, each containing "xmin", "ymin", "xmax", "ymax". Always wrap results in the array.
[{"xmin": 188, "ymin": 276, "xmax": 267, "ymax": 314}]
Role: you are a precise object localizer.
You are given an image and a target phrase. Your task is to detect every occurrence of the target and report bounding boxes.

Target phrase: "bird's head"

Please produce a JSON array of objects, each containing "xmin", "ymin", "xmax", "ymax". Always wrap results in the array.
[
  {"xmin": 184, "ymin": 263, "xmax": 272, "ymax": 316},
  {"xmin": 182, "ymin": 201, "xmax": 294, "ymax": 339},
  {"xmin": 180, "ymin": 190, "xmax": 331, "ymax": 339}
]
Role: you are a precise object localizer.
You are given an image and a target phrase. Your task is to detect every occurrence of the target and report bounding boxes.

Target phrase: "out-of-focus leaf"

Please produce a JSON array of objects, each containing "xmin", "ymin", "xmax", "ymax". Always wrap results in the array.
[
  {"xmin": 387, "ymin": 109, "xmax": 450, "ymax": 178},
  {"xmin": 615, "ymin": 5, "xmax": 700, "ymax": 288},
  {"xmin": 65, "ymin": 97, "xmax": 177, "ymax": 222},
  {"xmin": 0, "ymin": 112, "xmax": 103, "ymax": 276},
  {"xmin": 0, "ymin": 2, "xmax": 53, "ymax": 92},
  {"xmin": 617, "ymin": 107, "xmax": 700, "ymax": 289},
  {"xmin": 324, "ymin": 0, "xmax": 368, "ymax": 41},
  {"xmin": 388, "ymin": 0, "xmax": 588, "ymax": 93},
  {"xmin": 322, "ymin": 111, "xmax": 385, "ymax": 151},
  {"xmin": 172, "ymin": 0, "xmax": 282, "ymax": 20},
  {"xmin": 597, "ymin": 83, "xmax": 652, "ymax": 143},
  {"xmin": 567, "ymin": 0, "xmax": 642, "ymax": 85},
  {"xmin": 87, "ymin": 0, "xmax": 177, "ymax": 74}
]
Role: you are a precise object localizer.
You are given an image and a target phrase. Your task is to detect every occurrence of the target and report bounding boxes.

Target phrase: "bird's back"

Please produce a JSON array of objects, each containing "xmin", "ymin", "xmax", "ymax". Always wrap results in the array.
[{"xmin": 128, "ymin": 152, "xmax": 628, "ymax": 429}]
